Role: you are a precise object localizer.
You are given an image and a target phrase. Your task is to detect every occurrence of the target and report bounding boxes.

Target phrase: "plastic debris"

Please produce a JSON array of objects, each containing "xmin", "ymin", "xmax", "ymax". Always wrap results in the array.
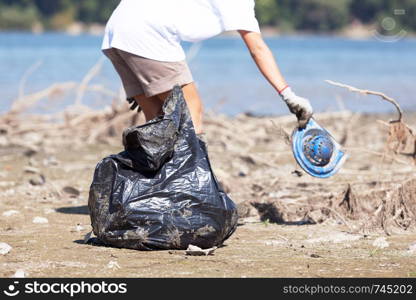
[{"xmin": 185, "ymin": 245, "xmax": 217, "ymax": 256}]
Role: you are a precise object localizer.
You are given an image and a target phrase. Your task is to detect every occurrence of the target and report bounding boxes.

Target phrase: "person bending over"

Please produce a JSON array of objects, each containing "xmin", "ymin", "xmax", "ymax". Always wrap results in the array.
[{"xmin": 102, "ymin": 0, "xmax": 313, "ymax": 134}]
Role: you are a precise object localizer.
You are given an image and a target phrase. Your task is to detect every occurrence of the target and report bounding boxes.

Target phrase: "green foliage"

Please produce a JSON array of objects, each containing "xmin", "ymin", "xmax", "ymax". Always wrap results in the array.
[
  {"xmin": 0, "ymin": 4, "xmax": 39, "ymax": 30},
  {"xmin": 388, "ymin": 0, "xmax": 416, "ymax": 31},
  {"xmin": 255, "ymin": 0, "xmax": 279, "ymax": 25},
  {"xmin": 254, "ymin": 0, "xmax": 416, "ymax": 32},
  {"xmin": 0, "ymin": 0, "xmax": 415, "ymax": 33},
  {"xmin": 291, "ymin": 0, "xmax": 353, "ymax": 31},
  {"xmin": 75, "ymin": 0, "xmax": 119, "ymax": 24}
]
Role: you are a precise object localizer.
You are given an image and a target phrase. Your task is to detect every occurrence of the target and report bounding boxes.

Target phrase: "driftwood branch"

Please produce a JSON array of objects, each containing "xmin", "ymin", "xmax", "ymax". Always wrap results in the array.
[
  {"xmin": 19, "ymin": 60, "xmax": 43, "ymax": 99},
  {"xmin": 10, "ymin": 82, "xmax": 78, "ymax": 114},
  {"xmin": 74, "ymin": 58, "xmax": 104, "ymax": 106},
  {"xmin": 325, "ymin": 80, "xmax": 403, "ymax": 122}
]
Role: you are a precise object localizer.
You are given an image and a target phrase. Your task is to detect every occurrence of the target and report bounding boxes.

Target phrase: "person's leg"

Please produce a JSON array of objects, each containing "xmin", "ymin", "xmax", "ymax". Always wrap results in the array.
[
  {"xmin": 181, "ymin": 83, "xmax": 204, "ymax": 135},
  {"xmin": 133, "ymin": 94, "xmax": 164, "ymax": 122},
  {"xmin": 154, "ymin": 83, "xmax": 204, "ymax": 134}
]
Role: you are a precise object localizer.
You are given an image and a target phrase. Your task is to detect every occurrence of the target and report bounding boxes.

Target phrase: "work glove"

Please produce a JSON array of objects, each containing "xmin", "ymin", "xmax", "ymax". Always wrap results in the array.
[{"xmin": 280, "ymin": 87, "xmax": 313, "ymax": 129}]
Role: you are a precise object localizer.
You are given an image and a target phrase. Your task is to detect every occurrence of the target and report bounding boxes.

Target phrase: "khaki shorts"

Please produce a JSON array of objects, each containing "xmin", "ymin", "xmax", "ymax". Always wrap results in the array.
[{"xmin": 103, "ymin": 48, "xmax": 193, "ymax": 98}]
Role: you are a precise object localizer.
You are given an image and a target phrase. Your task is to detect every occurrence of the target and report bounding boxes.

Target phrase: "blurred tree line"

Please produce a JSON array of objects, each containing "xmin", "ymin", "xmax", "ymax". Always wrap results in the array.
[
  {"xmin": 0, "ymin": 0, "xmax": 118, "ymax": 30},
  {"xmin": 255, "ymin": 0, "xmax": 416, "ymax": 32},
  {"xmin": 0, "ymin": 0, "xmax": 415, "ymax": 33}
]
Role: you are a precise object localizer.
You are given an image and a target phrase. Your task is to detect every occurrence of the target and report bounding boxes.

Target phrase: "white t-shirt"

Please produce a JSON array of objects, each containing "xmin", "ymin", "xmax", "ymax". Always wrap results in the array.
[{"xmin": 102, "ymin": 0, "xmax": 260, "ymax": 62}]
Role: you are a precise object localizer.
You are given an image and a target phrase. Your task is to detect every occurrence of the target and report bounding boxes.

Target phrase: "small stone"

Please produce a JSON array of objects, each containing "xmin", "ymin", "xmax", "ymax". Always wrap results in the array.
[
  {"xmin": 265, "ymin": 240, "xmax": 286, "ymax": 246},
  {"xmin": 12, "ymin": 269, "xmax": 26, "ymax": 278},
  {"xmin": 372, "ymin": 237, "xmax": 389, "ymax": 249},
  {"xmin": 0, "ymin": 242, "xmax": 12, "ymax": 255},
  {"xmin": 24, "ymin": 148, "xmax": 38, "ymax": 157},
  {"xmin": 107, "ymin": 261, "xmax": 121, "ymax": 270},
  {"xmin": 24, "ymin": 166, "xmax": 40, "ymax": 174},
  {"xmin": 0, "ymin": 182, "xmax": 14, "ymax": 188},
  {"xmin": 43, "ymin": 156, "xmax": 59, "ymax": 166},
  {"xmin": 62, "ymin": 186, "xmax": 80, "ymax": 197},
  {"xmin": 310, "ymin": 253, "xmax": 321, "ymax": 258},
  {"xmin": 29, "ymin": 174, "xmax": 46, "ymax": 186},
  {"xmin": 71, "ymin": 224, "xmax": 85, "ymax": 232},
  {"xmin": 2, "ymin": 210, "xmax": 20, "ymax": 217},
  {"xmin": 28, "ymin": 157, "xmax": 39, "ymax": 167},
  {"xmin": 33, "ymin": 216, "xmax": 48, "ymax": 224},
  {"xmin": 43, "ymin": 208, "xmax": 56, "ymax": 214}
]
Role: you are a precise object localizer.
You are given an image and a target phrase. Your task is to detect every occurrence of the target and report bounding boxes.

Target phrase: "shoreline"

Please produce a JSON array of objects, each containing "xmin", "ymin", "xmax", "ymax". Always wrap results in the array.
[{"xmin": 1, "ymin": 27, "xmax": 416, "ymax": 41}]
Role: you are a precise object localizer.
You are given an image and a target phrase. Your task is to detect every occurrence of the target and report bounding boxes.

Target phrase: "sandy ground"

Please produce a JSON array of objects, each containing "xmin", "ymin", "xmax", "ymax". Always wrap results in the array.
[{"xmin": 1, "ymin": 111, "xmax": 416, "ymax": 278}]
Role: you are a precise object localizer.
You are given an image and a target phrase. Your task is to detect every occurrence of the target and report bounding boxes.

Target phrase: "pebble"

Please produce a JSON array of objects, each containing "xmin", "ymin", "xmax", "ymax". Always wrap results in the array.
[
  {"xmin": 12, "ymin": 269, "xmax": 26, "ymax": 278},
  {"xmin": 43, "ymin": 208, "xmax": 56, "ymax": 214},
  {"xmin": 62, "ymin": 186, "xmax": 81, "ymax": 198},
  {"xmin": 372, "ymin": 237, "xmax": 389, "ymax": 249},
  {"xmin": 32, "ymin": 216, "xmax": 49, "ymax": 224},
  {"xmin": 107, "ymin": 261, "xmax": 121, "ymax": 270},
  {"xmin": 185, "ymin": 244, "xmax": 217, "ymax": 256},
  {"xmin": 265, "ymin": 240, "xmax": 286, "ymax": 246},
  {"xmin": 0, "ymin": 242, "xmax": 12, "ymax": 255},
  {"xmin": 24, "ymin": 166, "xmax": 40, "ymax": 174},
  {"xmin": 71, "ymin": 224, "xmax": 85, "ymax": 232},
  {"xmin": 407, "ymin": 243, "xmax": 416, "ymax": 254},
  {"xmin": 29, "ymin": 174, "xmax": 46, "ymax": 186},
  {"xmin": 2, "ymin": 210, "xmax": 20, "ymax": 217},
  {"xmin": 43, "ymin": 156, "xmax": 59, "ymax": 166},
  {"xmin": 83, "ymin": 231, "xmax": 92, "ymax": 244}
]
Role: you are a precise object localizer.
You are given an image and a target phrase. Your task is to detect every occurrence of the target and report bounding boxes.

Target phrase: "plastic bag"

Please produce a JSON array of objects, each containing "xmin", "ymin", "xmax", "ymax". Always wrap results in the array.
[{"xmin": 88, "ymin": 86, "xmax": 238, "ymax": 250}]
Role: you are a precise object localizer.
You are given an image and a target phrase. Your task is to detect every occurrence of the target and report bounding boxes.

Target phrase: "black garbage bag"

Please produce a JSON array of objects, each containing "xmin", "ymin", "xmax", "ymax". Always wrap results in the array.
[{"xmin": 88, "ymin": 85, "xmax": 238, "ymax": 250}]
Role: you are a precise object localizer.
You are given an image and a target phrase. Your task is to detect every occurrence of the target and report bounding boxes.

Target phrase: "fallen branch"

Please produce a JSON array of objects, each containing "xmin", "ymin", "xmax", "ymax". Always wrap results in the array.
[
  {"xmin": 74, "ymin": 58, "xmax": 104, "ymax": 106},
  {"xmin": 326, "ymin": 80, "xmax": 415, "ymax": 163},
  {"xmin": 325, "ymin": 80, "xmax": 403, "ymax": 122},
  {"xmin": 10, "ymin": 82, "xmax": 78, "ymax": 114},
  {"xmin": 19, "ymin": 60, "xmax": 43, "ymax": 99}
]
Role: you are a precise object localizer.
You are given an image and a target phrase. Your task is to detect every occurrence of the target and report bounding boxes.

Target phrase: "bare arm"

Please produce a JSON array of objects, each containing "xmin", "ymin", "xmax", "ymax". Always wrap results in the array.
[
  {"xmin": 238, "ymin": 30, "xmax": 313, "ymax": 128},
  {"xmin": 238, "ymin": 30, "xmax": 288, "ymax": 93}
]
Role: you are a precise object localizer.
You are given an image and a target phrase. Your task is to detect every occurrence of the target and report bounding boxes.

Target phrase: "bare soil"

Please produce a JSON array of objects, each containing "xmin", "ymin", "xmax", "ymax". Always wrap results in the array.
[{"xmin": 1, "ymin": 112, "xmax": 416, "ymax": 277}]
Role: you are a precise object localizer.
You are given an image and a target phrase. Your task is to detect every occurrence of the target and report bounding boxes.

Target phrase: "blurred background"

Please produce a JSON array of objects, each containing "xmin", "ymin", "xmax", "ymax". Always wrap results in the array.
[{"xmin": 0, "ymin": 0, "xmax": 415, "ymax": 115}]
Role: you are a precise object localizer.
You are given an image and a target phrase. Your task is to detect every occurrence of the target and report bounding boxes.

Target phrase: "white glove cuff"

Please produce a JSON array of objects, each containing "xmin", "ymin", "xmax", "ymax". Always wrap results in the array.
[{"xmin": 280, "ymin": 87, "xmax": 295, "ymax": 102}]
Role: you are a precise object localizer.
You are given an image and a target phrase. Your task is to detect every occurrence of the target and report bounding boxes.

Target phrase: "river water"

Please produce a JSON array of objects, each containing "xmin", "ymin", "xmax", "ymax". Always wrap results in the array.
[{"xmin": 0, "ymin": 32, "xmax": 415, "ymax": 115}]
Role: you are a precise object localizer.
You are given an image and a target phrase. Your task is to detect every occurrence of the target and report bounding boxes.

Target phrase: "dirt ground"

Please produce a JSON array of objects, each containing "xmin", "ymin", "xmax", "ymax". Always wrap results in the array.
[{"xmin": 1, "ymin": 111, "xmax": 416, "ymax": 278}]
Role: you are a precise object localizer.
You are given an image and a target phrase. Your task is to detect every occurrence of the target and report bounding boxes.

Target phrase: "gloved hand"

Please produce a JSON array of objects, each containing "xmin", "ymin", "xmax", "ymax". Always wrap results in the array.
[{"xmin": 280, "ymin": 87, "xmax": 313, "ymax": 129}]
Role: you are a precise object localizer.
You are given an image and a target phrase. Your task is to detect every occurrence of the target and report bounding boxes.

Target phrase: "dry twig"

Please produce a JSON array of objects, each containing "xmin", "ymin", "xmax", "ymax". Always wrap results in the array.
[
  {"xmin": 326, "ymin": 80, "xmax": 415, "ymax": 163},
  {"xmin": 326, "ymin": 80, "xmax": 403, "ymax": 122}
]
